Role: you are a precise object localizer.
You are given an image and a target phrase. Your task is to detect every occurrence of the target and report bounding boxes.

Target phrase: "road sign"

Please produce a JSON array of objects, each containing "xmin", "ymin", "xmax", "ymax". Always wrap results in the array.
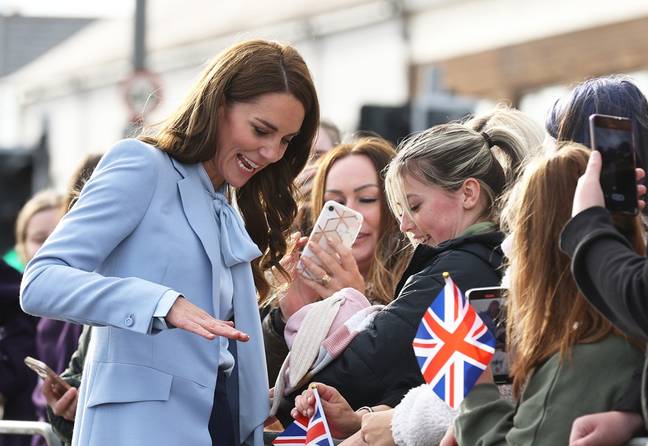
[{"xmin": 122, "ymin": 69, "xmax": 162, "ymax": 117}]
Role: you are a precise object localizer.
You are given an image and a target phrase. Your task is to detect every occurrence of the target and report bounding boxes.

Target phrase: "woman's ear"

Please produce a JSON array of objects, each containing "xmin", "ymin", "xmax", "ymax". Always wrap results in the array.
[{"xmin": 462, "ymin": 178, "xmax": 481, "ymax": 210}]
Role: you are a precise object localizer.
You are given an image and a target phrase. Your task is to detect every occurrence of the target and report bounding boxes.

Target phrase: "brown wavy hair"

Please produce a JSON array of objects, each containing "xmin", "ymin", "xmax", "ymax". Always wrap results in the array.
[
  {"xmin": 310, "ymin": 137, "xmax": 413, "ymax": 303},
  {"xmin": 502, "ymin": 143, "xmax": 644, "ymax": 395},
  {"xmin": 140, "ymin": 40, "xmax": 319, "ymax": 303}
]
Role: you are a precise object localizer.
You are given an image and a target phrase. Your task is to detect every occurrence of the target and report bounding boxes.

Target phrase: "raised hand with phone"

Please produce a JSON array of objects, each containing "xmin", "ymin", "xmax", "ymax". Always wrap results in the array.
[
  {"xmin": 278, "ymin": 201, "xmax": 365, "ymax": 320},
  {"xmin": 296, "ymin": 201, "xmax": 365, "ymax": 297}
]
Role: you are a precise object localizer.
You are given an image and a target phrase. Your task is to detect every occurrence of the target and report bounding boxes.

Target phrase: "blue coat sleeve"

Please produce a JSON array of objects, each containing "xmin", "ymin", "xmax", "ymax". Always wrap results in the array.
[{"xmin": 20, "ymin": 140, "xmax": 173, "ymax": 334}]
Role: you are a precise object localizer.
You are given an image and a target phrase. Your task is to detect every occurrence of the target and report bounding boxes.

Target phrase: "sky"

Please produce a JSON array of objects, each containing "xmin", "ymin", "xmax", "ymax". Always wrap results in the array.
[{"xmin": 0, "ymin": 0, "xmax": 134, "ymax": 17}]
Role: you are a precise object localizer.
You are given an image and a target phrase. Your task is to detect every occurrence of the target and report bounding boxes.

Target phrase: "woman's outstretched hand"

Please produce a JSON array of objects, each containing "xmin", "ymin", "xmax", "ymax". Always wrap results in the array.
[{"xmin": 166, "ymin": 297, "xmax": 249, "ymax": 341}]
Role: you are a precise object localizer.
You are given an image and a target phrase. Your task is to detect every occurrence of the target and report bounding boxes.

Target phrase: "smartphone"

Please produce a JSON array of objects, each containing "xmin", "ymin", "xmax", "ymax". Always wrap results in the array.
[
  {"xmin": 466, "ymin": 287, "xmax": 510, "ymax": 385},
  {"xmin": 24, "ymin": 356, "xmax": 71, "ymax": 395},
  {"xmin": 589, "ymin": 114, "xmax": 638, "ymax": 215},
  {"xmin": 297, "ymin": 200, "xmax": 363, "ymax": 281}
]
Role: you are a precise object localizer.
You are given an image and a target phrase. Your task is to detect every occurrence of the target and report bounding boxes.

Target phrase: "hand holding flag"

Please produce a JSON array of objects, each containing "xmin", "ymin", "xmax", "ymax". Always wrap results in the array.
[
  {"xmin": 412, "ymin": 272, "xmax": 496, "ymax": 409},
  {"xmin": 274, "ymin": 385, "xmax": 335, "ymax": 446}
]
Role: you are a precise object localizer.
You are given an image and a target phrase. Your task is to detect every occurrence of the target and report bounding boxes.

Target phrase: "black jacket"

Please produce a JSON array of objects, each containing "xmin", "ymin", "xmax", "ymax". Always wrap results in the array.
[
  {"xmin": 560, "ymin": 206, "xmax": 648, "ymax": 421},
  {"xmin": 281, "ymin": 231, "xmax": 504, "ymax": 419},
  {"xmin": 0, "ymin": 260, "xmax": 38, "ymax": 446},
  {"xmin": 560, "ymin": 206, "xmax": 648, "ymax": 340}
]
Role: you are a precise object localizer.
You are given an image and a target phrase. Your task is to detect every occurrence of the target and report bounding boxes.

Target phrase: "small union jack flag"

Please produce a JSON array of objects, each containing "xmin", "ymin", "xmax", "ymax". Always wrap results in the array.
[
  {"xmin": 412, "ymin": 273, "xmax": 496, "ymax": 409},
  {"xmin": 273, "ymin": 387, "xmax": 335, "ymax": 446},
  {"xmin": 272, "ymin": 413, "xmax": 308, "ymax": 445}
]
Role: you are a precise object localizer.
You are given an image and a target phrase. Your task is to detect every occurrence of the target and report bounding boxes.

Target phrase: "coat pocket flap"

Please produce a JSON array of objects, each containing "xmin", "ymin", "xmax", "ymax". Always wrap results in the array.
[{"xmin": 87, "ymin": 362, "xmax": 173, "ymax": 407}]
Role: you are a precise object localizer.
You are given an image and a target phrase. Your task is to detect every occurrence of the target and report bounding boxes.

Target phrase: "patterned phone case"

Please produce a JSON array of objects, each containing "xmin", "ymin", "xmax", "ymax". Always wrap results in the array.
[{"xmin": 297, "ymin": 200, "xmax": 363, "ymax": 280}]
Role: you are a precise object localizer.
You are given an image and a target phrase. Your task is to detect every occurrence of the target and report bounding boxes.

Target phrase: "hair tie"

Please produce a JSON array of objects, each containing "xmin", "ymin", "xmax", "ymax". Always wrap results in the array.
[{"xmin": 482, "ymin": 132, "xmax": 494, "ymax": 148}]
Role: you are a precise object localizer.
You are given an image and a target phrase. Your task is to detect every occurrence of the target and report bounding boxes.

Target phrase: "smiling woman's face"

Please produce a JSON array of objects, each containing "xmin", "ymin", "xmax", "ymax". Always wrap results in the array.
[
  {"xmin": 205, "ymin": 92, "xmax": 305, "ymax": 189},
  {"xmin": 323, "ymin": 154, "xmax": 381, "ymax": 276},
  {"xmin": 398, "ymin": 173, "xmax": 471, "ymax": 247}
]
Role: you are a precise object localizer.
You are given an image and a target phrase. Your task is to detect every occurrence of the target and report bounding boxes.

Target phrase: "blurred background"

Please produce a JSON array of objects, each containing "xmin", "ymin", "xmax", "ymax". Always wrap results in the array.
[{"xmin": 2, "ymin": 0, "xmax": 648, "ymax": 255}]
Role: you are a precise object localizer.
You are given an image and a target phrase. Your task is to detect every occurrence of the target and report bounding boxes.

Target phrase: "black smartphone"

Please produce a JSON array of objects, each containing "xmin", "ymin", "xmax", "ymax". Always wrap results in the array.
[
  {"xmin": 589, "ymin": 114, "xmax": 638, "ymax": 215},
  {"xmin": 466, "ymin": 286, "xmax": 510, "ymax": 385}
]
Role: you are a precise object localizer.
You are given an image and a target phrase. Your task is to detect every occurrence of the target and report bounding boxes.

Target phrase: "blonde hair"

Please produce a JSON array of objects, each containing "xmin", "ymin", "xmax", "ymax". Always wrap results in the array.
[
  {"xmin": 15, "ymin": 189, "xmax": 64, "ymax": 264},
  {"xmin": 385, "ymin": 105, "xmax": 542, "ymax": 229},
  {"xmin": 503, "ymin": 143, "xmax": 644, "ymax": 395},
  {"xmin": 310, "ymin": 137, "xmax": 413, "ymax": 303}
]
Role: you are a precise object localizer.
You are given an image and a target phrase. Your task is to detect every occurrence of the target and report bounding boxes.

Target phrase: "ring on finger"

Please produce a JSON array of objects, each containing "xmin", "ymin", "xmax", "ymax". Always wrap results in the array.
[{"xmin": 320, "ymin": 273, "xmax": 331, "ymax": 287}]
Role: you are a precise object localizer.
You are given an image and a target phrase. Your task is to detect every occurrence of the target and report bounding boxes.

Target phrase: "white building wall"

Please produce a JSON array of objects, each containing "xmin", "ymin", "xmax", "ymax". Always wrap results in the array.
[
  {"xmin": 6, "ymin": 0, "xmax": 648, "ymax": 187},
  {"xmin": 7, "ymin": 3, "xmax": 409, "ymax": 187},
  {"xmin": 299, "ymin": 19, "xmax": 409, "ymax": 132}
]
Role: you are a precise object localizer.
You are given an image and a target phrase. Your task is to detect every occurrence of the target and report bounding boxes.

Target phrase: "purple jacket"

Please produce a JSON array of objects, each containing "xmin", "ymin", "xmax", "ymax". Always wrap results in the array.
[{"xmin": 30, "ymin": 319, "xmax": 82, "ymax": 446}]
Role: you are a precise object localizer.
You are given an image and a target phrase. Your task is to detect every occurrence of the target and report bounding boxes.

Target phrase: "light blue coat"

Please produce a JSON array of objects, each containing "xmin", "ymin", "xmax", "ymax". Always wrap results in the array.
[{"xmin": 20, "ymin": 139, "xmax": 269, "ymax": 445}]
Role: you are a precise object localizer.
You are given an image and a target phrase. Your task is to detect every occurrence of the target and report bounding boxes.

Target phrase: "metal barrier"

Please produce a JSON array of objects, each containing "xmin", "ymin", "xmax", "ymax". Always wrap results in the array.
[{"xmin": 0, "ymin": 420, "xmax": 62, "ymax": 446}]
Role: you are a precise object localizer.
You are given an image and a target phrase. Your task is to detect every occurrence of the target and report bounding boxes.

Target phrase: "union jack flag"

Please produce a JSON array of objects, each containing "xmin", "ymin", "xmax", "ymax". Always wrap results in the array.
[
  {"xmin": 412, "ymin": 273, "xmax": 496, "ymax": 409},
  {"xmin": 272, "ymin": 413, "xmax": 308, "ymax": 445},
  {"xmin": 273, "ymin": 387, "xmax": 335, "ymax": 446}
]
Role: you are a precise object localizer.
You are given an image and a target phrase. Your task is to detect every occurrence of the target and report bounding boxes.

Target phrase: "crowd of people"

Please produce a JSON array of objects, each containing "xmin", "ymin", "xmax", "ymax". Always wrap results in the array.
[{"xmin": 2, "ymin": 38, "xmax": 648, "ymax": 446}]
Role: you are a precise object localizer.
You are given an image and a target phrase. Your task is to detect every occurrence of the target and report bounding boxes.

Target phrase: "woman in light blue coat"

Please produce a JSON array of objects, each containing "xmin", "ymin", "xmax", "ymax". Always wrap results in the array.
[{"xmin": 20, "ymin": 39, "xmax": 320, "ymax": 445}]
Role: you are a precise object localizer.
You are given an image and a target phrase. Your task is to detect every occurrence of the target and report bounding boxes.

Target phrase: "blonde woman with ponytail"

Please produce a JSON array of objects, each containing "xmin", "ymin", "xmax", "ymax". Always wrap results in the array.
[{"xmin": 285, "ymin": 106, "xmax": 543, "ymax": 444}]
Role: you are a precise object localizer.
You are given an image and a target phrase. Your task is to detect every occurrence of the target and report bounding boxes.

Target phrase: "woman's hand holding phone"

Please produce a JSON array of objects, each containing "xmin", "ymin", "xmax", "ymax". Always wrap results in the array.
[
  {"xmin": 42, "ymin": 376, "xmax": 78, "ymax": 421},
  {"xmin": 298, "ymin": 236, "xmax": 365, "ymax": 298},
  {"xmin": 573, "ymin": 151, "xmax": 646, "ymax": 217}
]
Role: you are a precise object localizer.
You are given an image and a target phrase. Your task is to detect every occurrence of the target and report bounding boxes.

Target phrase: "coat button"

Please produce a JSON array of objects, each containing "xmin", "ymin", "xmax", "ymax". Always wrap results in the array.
[{"xmin": 125, "ymin": 315, "xmax": 134, "ymax": 327}]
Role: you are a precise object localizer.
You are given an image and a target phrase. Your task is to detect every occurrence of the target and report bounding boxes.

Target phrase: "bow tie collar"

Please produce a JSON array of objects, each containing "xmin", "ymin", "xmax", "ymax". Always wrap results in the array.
[{"xmin": 211, "ymin": 193, "xmax": 262, "ymax": 267}]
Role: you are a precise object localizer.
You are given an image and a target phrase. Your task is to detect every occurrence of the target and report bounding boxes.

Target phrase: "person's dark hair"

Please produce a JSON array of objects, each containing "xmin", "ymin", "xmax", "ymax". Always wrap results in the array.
[
  {"xmin": 64, "ymin": 153, "xmax": 103, "ymax": 211},
  {"xmin": 546, "ymin": 76, "xmax": 648, "ymax": 171},
  {"xmin": 140, "ymin": 39, "xmax": 319, "ymax": 302}
]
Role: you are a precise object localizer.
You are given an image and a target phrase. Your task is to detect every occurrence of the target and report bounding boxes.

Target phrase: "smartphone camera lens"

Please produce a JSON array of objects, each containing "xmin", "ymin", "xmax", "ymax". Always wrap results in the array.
[{"xmin": 328, "ymin": 205, "xmax": 334, "ymax": 211}]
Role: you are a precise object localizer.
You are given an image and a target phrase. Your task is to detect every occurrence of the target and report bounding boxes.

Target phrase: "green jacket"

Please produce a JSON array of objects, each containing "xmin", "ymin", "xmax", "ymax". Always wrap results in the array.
[{"xmin": 455, "ymin": 334, "xmax": 643, "ymax": 445}]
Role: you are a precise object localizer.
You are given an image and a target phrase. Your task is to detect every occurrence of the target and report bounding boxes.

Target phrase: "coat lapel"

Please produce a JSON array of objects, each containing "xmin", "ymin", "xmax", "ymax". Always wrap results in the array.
[{"xmin": 173, "ymin": 160, "xmax": 221, "ymax": 317}]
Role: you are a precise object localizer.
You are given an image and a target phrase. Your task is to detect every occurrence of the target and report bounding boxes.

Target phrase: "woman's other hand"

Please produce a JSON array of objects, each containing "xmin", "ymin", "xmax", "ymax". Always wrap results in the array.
[
  {"xmin": 299, "ymin": 236, "xmax": 365, "ymax": 298},
  {"xmin": 273, "ymin": 232, "xmax": 321, "ymax": 321},
  {"xmin": 43, "ymin": 377, "xmax": 78, "ymax": 421},
  {"xmin": 291, "ymin": 382, "xmax": 362, "ymax": 439},
  {"xmin": 165, "ymin": 297, "xmax": 249, "ymax": 341},
  {"xmin": 569, "ymin": 411, "xmax": 643, "ymax": 446},
  {"xmin": 268, "ymin": 233, "xmax": 308, "ymax": 286},
  {"xmin": 360, "ymin": 409, "xmax": 396, "ymax": 446}
]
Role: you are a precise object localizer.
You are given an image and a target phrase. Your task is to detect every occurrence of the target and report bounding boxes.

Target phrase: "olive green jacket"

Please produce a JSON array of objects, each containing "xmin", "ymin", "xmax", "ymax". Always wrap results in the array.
[{"xmin": 455, "ymin": 334, "xmax": 643, "ymax": 445}]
